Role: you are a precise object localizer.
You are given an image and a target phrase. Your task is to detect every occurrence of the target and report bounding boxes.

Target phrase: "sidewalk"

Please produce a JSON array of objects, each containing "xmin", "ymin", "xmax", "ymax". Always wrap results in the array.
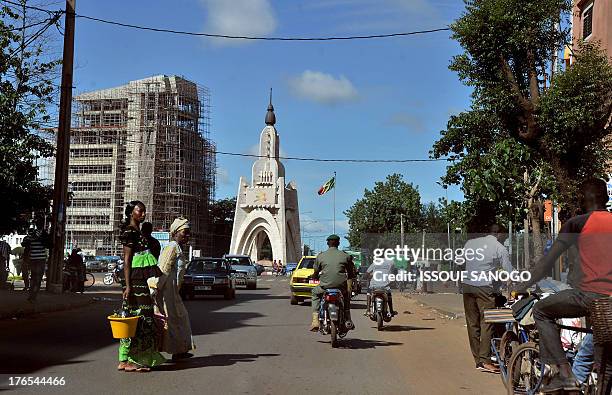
[
  {"xmin": 0, "ymin": 289, "xmax": 94, "ymax": 320},
  {"xmin": 403, "ymin": 292, "xmax": 465, "ymax": 319}
]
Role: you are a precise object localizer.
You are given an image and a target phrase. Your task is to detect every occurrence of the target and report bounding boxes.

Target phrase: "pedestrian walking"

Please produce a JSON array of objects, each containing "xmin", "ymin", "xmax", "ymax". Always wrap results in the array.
[
  {"xmin": 0, "ymin": 237, "xmax": 10, "ymax": 289},
  {"xmin": 22, "ymin": 223, "xmax": 50, "ymax": 302},
  {"xmin": 150, "ymin": 217, "xmax": 195, "ymax": 360},
  {"xmin": 462, "ymin": 223, "xmax": 512, "ymax": 374},
  {"xmin": 117, "ymin": 201, "xmax": 165, "ymax": 373},
  {"xmin": 67, "ymin": 248, "xmax": 84, "ymax": 292}
]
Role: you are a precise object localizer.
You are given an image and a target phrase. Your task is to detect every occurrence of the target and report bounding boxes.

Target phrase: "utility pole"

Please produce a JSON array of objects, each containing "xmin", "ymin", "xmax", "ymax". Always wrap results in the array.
[{"xmin": 48, "ymin": 0, "xmax": 76, "ymax": 293}]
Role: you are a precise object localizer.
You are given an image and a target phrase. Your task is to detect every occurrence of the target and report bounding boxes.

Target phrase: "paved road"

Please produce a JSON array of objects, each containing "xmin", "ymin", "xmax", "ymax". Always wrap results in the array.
[{"xmin": 0, "ymin": 277, "xmax": 503, "ymax": 395}]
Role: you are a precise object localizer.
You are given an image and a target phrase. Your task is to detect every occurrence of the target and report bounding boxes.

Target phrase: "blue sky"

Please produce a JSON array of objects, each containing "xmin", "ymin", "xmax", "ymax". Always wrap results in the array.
[{"xmin": 68, "ymin": 0, "xmax": 471, "ymax": 249}]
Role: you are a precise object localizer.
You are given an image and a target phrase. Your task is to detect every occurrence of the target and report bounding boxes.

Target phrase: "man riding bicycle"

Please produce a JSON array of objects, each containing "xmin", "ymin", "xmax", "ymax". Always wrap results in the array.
[{"xmin": 516, "ymin": 178, "xmax": 612, "ymax": 393}]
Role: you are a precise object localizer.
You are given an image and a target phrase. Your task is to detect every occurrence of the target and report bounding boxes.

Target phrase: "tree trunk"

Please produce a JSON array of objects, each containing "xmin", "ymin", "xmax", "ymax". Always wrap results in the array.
[
  {"xmin": 531, "ymin": 199, "xmax": 544, "ymax": 262},
  {"xmin": 523, "ymin": 217, "xmax": 530, "ymax": 269}
]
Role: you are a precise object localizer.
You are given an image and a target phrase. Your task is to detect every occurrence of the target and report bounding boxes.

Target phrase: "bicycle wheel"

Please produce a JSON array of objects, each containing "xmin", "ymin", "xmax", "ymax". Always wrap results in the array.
[
  {"xmin": 500, "ymin": 330, "xmax": 520, "ymax": 385},
  {"xmin": 506, "ymin": 342, "xmax": 543, "ymax": 395},
  {"xmin": 84, "ymin": 272, "xmax": 95, "ymax": 288}
]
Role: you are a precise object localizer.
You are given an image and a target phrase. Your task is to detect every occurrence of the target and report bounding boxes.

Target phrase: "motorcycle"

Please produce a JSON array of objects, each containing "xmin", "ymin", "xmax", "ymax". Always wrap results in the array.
[
  {"xmin": 103, "ymin": 262, "xmax": 125, "ymax": 286},
  {"xmin": 318, "ymin": 288, "xmax": 351, "ymax": 348},
  {"xmin": 369, "ymin": 288, "xmax": 393, "ymax": 331}
]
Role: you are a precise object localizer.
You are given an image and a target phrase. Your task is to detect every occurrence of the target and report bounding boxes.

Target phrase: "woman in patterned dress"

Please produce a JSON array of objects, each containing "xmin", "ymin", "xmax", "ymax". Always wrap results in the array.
[{"xmin": 117, "ymin": 201, "xmax": 165, "ymax": 372}]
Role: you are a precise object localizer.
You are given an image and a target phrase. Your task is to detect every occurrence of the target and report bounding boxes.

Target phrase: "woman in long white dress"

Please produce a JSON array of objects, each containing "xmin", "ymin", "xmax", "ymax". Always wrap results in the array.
[{"xmin": 152, "ymin": 217, "xmax": 195, "ymax": 360}]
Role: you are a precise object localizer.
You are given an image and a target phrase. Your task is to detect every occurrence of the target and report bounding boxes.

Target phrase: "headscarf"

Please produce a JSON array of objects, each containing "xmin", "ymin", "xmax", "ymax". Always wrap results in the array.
[{"xmin": 170, "ymin": 217, "xmax": 190, "ymax": 236}]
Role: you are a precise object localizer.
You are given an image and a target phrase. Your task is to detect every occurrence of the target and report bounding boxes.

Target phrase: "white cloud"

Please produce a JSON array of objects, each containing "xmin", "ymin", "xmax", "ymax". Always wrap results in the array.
[
  {"xmin": 200, "ymin": 0, "xmax": 277, "ymax": 46},
  {"xmin": 288, "ymin": 70, "xmax": 359, "ymax": 104},
  {"xmin": 300, "ymin": 214, "xmax": 328, "ymax": 234},
  {"xmin": 300, "ymin": 0, "xmax": 442, "ymax": 32},
  {"xmin": 216, "ymin": 167, "xmax": 232, "ymax": 185},
  {"xmin": 387, "ymin": 112, "xmax": 426, "ymax": 133}
]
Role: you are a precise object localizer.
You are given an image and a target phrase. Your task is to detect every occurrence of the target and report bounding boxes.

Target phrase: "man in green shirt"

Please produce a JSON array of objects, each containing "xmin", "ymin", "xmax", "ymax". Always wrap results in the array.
[{"xmin": 309, "ymin": 234, "xmax": 356, "ymax": 331}]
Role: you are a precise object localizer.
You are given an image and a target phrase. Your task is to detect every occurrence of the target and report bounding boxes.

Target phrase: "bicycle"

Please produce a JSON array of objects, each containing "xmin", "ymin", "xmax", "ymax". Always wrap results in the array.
[
  {"xmin": 505, "ymin": 298, "xmax": 612, "ymax": 395},
  {"xmin": 84, "ymin": 271, "xmax": 95, "ymax": 288}
]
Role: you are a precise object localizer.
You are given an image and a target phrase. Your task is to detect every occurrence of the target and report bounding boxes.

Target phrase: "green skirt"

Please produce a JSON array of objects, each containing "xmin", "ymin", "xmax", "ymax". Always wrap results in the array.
[{"xmin": 118, "ymin": 254, "xmax": 165, "ymax": 367}]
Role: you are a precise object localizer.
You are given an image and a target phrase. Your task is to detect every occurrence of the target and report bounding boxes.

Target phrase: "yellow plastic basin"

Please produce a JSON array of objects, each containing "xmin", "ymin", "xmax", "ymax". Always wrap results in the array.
[{"xmin": 107, "ymin": 315, "xmax": 140, "ymax": 339}]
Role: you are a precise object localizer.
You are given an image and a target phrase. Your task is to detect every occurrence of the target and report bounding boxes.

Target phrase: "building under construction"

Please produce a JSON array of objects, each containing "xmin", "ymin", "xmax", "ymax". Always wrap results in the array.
[{"xmin": 63, "ymin": 75, "xmax": 215, "ymax": 255}]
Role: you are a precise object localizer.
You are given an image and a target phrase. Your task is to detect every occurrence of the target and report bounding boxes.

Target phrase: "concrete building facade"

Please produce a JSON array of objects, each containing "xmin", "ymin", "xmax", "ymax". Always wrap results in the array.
[
  {"xmin": 64, "ymin": 75, "xmax": 215, "ymax": 255},
  {"xmin": 572, "ymin": 0, "xmax": 612, "ymax": 55}
]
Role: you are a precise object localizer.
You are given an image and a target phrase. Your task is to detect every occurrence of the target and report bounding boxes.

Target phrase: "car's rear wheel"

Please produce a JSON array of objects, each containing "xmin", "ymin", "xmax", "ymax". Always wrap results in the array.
[{"xmin": 290, "ymin": 294, "xmax": 298, "ymax": 305}]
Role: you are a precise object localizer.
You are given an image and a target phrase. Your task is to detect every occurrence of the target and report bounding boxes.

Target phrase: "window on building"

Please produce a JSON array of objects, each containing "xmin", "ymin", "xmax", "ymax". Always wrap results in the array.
[
  {"xmin": 71, "ymin": 198, "xmax": 112, "ymax": 208},
  {"xmin": 67, "ymin": 215, "xmax": 110, "ymax": 226},
  {"xmin": 70, "ymin": 148, "xmax": 114, "ymax": 158},
  {"xmin": 69, "ymin": 164, "xmax": 113, "ymax": 175},
  {"xmin": 583, "ymin": 2, "xmax": 594, "ymax": 39},
  {"xmin": 71, "ymin": 181, "xmax": 112, "ymax": 192}
]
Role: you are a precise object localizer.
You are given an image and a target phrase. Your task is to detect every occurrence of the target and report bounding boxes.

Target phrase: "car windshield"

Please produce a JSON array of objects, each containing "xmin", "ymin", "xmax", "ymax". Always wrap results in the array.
[
  {"xmin": 188, "ymin": 259, "xmax": 227, "ymax": 273},
  {"xmin": 298, "ymin": 258, "xmax": 316, "ymax": 269},
  {"xmin": 225, "ymin": 257, "xmax": 252, "ymax": 266}
]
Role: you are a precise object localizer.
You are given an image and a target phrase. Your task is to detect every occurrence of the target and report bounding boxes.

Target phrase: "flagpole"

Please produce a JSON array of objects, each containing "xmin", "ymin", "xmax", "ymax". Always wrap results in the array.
[{"xmin": 333, "ymin": 171, "xmax": 336, "ymax": 234}]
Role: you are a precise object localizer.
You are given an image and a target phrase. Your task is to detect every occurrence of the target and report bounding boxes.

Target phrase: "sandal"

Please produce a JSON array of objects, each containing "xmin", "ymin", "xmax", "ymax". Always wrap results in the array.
[
  {"xmin": 123, "ymin": 363, "xmax": 138, "ymax": 372},
  {"xmin": 117, "ymin": 361, "xmax": 129, "ymax": 371},
  {"xmin": 135, "ymin": 366, "xmax": 150, "ymax": 373}
]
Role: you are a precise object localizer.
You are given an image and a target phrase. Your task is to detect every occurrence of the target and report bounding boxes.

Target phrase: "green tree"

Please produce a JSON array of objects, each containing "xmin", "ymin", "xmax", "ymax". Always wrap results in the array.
[
  {"xmin": 344, "ymin": 174, "xmax": 422, "ymax": 248},
  {"xmin": 432, "ymin": 0, "xmax": 612, "ymax": 259},
  {"xmin": 442, "ymin": 0, "xmax": 612, "ymax": 214},
  {"xmin": 0, "ymin": 3, "xmax": 60, "ymax": 234},
  {"xmin": 209, "ymin": 197, "xmax": 236, "ymax": 257}
]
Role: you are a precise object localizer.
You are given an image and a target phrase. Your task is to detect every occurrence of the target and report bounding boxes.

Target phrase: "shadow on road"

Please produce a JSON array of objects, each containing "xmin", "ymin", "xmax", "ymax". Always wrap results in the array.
[
  {"xmin": 0, "ymin": 285, "xmax": 284, "ymax": 375},
  {"xmin": 155, "ymin": 353, "xmax": 280, "ymax": 371},
  {"xmin": 378, "ymin": 325, "xmax": 435, "ymax": 332},
  {"xmin": 317, "ymin": 338, "xmax": 403, "ymax": 349}
]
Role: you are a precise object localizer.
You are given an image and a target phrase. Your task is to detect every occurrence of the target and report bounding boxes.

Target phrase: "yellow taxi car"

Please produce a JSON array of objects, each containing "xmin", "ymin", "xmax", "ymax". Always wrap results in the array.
[{"xmin": 289, "ymin": 256, "xmax": 318, "ymax": 305}]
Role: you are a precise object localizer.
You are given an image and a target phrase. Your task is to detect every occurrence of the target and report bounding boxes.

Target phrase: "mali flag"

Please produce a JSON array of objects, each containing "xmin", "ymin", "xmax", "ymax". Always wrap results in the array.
[{"xmin": 317, "ymin": 176, "xmax": 335, "ymax": 195}]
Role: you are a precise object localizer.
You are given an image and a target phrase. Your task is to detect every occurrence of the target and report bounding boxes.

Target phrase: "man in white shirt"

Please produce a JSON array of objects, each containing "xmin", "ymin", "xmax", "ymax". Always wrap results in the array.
[
  {"xmin": 462, "ymin": 224, "xmax": 513, "ymax": 373},
  {"xmin": 364, "ymin": 259, "xmax": 398, "ymax": 318}
]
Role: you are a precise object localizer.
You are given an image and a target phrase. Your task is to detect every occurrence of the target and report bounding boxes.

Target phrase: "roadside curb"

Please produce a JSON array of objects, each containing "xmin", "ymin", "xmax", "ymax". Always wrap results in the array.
[
  {"xmin": 402, "ymin": 293, "xmax": 465, "ymax": 320},
  {"xmin": 0, "ymin": 295, "xmax": 95, "ymax": 320}
]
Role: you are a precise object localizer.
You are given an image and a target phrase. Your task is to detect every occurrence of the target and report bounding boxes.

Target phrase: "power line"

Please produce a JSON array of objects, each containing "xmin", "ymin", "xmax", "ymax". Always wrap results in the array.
[
  {"xmin": 37, "ymin": 125, "xmax": 449, "ymax": 163},
  {"xmin": 213, "ymin": 150, "xmax": 448, "ymax": 163},
  {"xmin": 76, "ymin": 16, "xmax": 450, "ymax": 41},
  {"xmin": 1, "ymin": 0, "xmax": 450, "ymax": 42}
]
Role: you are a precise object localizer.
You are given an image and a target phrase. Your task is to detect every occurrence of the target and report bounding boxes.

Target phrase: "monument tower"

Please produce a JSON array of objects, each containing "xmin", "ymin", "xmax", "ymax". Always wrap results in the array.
[{"xmin": 229, "ymin": 94, "xmax": 302, "ymax": 264}]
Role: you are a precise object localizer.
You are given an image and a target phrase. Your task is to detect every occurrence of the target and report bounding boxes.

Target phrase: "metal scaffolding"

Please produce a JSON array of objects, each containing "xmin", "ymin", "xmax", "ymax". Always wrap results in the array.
[{"xmin": 46, "ymin": 75, "xmax": 215, "ymax": 256}]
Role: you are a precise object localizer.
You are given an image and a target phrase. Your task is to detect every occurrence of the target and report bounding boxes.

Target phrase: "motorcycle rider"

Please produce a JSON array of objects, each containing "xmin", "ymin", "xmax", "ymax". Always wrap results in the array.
[
  {"xmin": 364, "ymin": 258, "xmax": 398, "ymax": 318},
  {"xmin": 309, "ymin": 234, "xmax": 356, "ymax": 332}
]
